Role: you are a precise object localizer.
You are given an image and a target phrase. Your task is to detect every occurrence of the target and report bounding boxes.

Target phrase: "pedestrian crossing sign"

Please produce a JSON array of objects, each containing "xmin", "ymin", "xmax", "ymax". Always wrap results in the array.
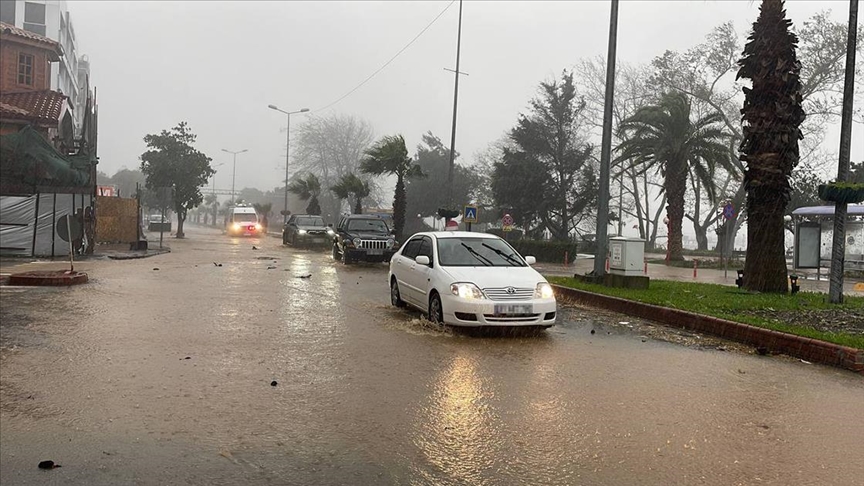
[{"xmin": 463, "ymin": 205, "xmax": 478, "ymax": 223}]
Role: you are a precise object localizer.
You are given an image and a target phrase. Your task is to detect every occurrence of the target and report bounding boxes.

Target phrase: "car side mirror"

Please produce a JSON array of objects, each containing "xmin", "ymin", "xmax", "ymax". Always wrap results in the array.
[
  {"xmin": 328, "ymin": 223, "xmax": 333, "ymax": 227},
  {"xmin": 390, "ymin": 229, "xmax": 397, "ymax": 235},
  {"xmin": 415, "ymin": 255, "xmax": 430, "ymax": 266},
  {"xmin": 525, "ymin": 256, "xmax": 536, "ymax": 265}
]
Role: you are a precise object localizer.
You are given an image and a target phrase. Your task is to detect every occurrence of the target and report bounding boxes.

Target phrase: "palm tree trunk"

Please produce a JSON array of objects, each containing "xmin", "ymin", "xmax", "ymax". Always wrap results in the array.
[
  {"xmin": 743, "ymin": 156, "xmax": 789, "ymax": 292},
  {"xmin": 665, "ymin": 167, "xmax": 687, "ymax": 261},
  {"xmin": 393, "ymin": 175, "xmax": 406, "ymax": 241}
]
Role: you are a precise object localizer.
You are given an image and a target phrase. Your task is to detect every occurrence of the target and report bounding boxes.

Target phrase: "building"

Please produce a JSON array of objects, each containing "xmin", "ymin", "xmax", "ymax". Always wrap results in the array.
[
  {"xmin": 0, "ymin": 0, "xmax": 89, "ymax": 136},
  {"xmin": 0, "ymin": 21, "xmax": 72, "ymax": 145}
]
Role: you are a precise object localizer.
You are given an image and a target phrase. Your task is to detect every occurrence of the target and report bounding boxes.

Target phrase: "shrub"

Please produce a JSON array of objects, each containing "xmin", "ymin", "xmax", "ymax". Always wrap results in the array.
[{"xmin": 507, "ymin": 239, "xmax": 579, "ymax": 263}]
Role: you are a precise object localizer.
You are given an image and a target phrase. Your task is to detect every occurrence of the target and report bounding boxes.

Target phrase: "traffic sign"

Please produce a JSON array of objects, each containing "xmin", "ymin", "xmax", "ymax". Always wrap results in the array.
[
  {"xmin": 463, "ymin": 205, "xmax": 478, "ymax": 223},
  {"xmin": 502, "ymin": 213, "xmax": 514, "ymax": 232},
  {"xmin": 722, "ymin": 202, "xmax": 736, "ymax": 220}
]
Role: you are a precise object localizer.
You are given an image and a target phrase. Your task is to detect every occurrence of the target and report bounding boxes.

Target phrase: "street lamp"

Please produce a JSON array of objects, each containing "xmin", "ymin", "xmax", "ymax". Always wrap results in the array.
[
  {"xmin": 268, "ymin": 104, "xmax": 310, "ymax": 223},
  {"xmin": 221, "ymin": 148, "xmax": 247, "ymax": 204}
]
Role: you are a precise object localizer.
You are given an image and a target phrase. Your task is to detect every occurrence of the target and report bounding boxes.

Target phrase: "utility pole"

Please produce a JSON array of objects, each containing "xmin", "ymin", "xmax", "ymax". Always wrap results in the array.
[
  {"xmin": 593, "ymin": 0, "xmax": 620, "ymax": 277},
  {"xmin": 446, "ymin": 0, "xmax": 464, "ymax": 207},
  {"xmin": 221, "ymin": 149, "xmax": 248, "ymax": 205},
  {"xmin": 828, "ymin": 0, "xmax": 858, "ymax": 304},
  {"xmin": 268, "ymin": 105, "xmax": 310, "ymax": 223}
]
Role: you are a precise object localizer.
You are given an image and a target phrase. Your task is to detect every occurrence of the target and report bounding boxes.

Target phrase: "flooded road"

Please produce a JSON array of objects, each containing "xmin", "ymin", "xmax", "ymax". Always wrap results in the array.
[{"xmin": 2, "ymin": 225, "xmax": 862, "ymax": 485}]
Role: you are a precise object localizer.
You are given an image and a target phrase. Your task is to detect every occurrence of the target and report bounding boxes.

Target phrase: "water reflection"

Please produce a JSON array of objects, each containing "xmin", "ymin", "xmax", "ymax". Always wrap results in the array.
[{"xmin": 412, "ymin": 353, "xmax": 499, "ymax": 485}]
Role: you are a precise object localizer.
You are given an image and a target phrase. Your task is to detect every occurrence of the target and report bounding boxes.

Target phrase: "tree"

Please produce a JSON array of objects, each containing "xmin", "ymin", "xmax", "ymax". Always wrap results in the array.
[
  {"xmin": 204, "ymin": 193, "xmax": 218, "ymax": 226},
  {"xmin": 737, "ymin": 0, "xmax": 806, "ymax": 293},
  {"xmin": 110, "ymin": 168, "xmax": 146, "ymax": 198},
  {"xmin": 288, "ymin": 173, "xmax": 323, "ymax": 215},
  {"xmin": 330, "ymin": 173, "xmax": 370, "ymax": 214},
  {"xmin": 360, "ymin": 135, "xmax": 423, "ymax": 241},
  {"xmin": 140, "ymin": 122, "xmax": 214, "ymax": 238},
  {"xmin": 408, "ymin": 133, "xmax": 479, "ymax": 223},
  {"xmin": 495, "ymin": 70, "xmax": 598, "ymax": 241},
  {"xmin": 650, "ymin": 13, "xmax": 863, "ymax": 248},
  {"xmin": 293, "ymin": 114, "xmax": 375, "ymax": 219},
  {"xmin": 252, "ymin": 202, "xmax": 273, "ymax": 230},
  {"xmin": 617, "ymin": 92, "xmax": 735, "ymax": 261}
]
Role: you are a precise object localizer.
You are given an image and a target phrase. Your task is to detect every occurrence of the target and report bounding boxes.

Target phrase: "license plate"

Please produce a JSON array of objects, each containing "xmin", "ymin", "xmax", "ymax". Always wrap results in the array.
[
  {"xmin": 368, "ymin": 249, "xmax": 384, "ymax": 255},
  {"xmin": 493, "ymin": 304, "xmax": 533, "ymax": 315}
]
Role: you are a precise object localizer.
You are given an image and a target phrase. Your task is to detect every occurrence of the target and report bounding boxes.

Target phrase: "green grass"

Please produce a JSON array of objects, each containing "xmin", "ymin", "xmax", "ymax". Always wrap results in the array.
[{"xmin": 547, "ymin": 276, "xmax": 864, "ymax": 349}]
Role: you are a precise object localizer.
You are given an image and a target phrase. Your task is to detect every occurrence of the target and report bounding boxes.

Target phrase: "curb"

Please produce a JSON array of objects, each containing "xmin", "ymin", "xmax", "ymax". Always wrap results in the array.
[
  {"xmin": 106, "ymin": 249, "xmax": 171, "ymax": 260},
  {"xmin": 8, "ymin": 270, "xmax": 88, "ymax": 286},
  {"xmin": 552, "ymin": 284, "xmax": 864, "ymax": 374}
]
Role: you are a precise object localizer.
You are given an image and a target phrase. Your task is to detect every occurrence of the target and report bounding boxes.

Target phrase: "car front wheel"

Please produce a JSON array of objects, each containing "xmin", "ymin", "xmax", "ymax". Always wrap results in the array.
[
  {"xmin": 428, "ymin": 292, "xmax": 444, "ymax": 324},
  {"xmin": 391, "ymin": 278, "xmax": 406, "ymax": 308},
  {"xmin": 332, "ymin": 244, "xmax": 340, "ymax": 261}
]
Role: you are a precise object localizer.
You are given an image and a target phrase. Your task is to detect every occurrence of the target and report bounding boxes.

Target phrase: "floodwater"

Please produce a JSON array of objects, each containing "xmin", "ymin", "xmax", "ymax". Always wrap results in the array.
[{"xmin": 1, "ymin": 225, "xmax": 862, "ymax": 485}]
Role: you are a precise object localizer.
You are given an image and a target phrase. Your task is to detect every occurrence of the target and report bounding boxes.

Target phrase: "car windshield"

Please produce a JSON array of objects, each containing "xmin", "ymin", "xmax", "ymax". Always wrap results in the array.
[
  {"xmin": 437, "ymin": 237, "xmax": 526, "ymax": 267},
  {"xmin": 233, "ymin": 213, "xmax": 257, "ymax": 223},
  {"xmin": 296, "ymin": 217, "xmax": 325, "ymax": 227},
  {"xmin": 346, "ymin": 219, "xmax": 389, "ymax": 233}
]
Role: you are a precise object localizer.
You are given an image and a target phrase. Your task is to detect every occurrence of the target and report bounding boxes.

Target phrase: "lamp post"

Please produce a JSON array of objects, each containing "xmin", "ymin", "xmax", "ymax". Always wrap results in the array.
[
  {"xmin": 221, "ymin": 148, "xmax": 247, "ymax": 204},
  {"xmin": 268, "ymin": 104, "xmax": 310, "ymax": 223}
]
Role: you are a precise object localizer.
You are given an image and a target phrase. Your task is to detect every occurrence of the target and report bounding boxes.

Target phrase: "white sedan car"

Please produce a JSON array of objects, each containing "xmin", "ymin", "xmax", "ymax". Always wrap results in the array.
[{"xmin": 388, "ymin": 231, "xmax": 556, "ymax": 327}]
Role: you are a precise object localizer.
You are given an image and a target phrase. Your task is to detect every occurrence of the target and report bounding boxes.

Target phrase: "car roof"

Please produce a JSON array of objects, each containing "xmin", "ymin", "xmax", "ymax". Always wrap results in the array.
[
  {"xmin": 410, "ymin": 231, "xmax": 499, "ymax": 239},
  {"xmin": 233, "ymin": 207, "xmax": 256, "ymax": 213}
]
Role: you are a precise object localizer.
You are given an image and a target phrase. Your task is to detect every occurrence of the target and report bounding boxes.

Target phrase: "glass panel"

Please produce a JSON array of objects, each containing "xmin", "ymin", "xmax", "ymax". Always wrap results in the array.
[
  {"xmin": 436, "ymin": 237, "xmax": 526, "ymax": 267},
  {"xmin": 24, "ymin": 2, "xmax": 45, "ymax": 24},
  {"xmin": 0, "ymin": 1, "xmax": 16, "ymax": 25}
]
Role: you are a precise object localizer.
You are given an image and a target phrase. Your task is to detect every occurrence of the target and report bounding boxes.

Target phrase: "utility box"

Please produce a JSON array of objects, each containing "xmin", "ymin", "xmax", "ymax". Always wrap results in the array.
[{"xmin": 609, "ymin": 236, "xmax": 645, "ymax": 276}]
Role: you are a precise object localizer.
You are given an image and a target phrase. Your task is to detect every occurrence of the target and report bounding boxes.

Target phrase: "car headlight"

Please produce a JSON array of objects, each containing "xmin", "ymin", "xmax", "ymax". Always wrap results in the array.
[
  {"xmin": 450, "ymin": 283, "xmax": 485, "ymax": 300},
  {"xmin": 535, "ymin": 282, "xmax": 554, "ymax": 299},
  {"xmin": 298, "ymin": 229, "xmax": 307, "ymax": 235},
  {"xmin": 353, "ymin": 237, "xmax": 363, "ymax": 247},
  {"xmin": 386, "ymin": 238, "xmax": 395, "ymax": 249},
  {"xmin": 327, "ymin": 229, "xmax": 335, "ymax": 235},
  {"xmin": 255, "ymin": 224, "xmax": 262, "ymax": 230},
  {"xmin": 232, "ymin": 223, "xmax": 241, "ymax": 230}
]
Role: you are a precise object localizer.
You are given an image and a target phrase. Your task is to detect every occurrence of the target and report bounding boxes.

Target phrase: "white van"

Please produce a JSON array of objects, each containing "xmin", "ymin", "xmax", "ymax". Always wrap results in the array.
[{"xmin": 226, "ymin": 206, "xmax": 262, "ymax": 236}]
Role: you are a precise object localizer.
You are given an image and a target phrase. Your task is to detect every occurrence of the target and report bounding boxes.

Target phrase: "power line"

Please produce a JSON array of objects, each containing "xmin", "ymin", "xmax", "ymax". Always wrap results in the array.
[{"xmin": 314, "ymin": 0, "xmax": 457, "ymax": 113}]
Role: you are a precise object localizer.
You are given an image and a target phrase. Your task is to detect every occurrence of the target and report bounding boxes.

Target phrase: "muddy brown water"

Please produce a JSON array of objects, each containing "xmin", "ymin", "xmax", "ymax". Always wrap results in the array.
[{"xmin": 1, "ymin": 225, "xmax": 862, "ymax": 485}]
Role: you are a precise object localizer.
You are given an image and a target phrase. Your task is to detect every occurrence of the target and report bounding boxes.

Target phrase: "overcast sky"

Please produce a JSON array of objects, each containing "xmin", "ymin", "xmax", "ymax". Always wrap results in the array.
[{"xmin": 70, "ymin": 0, "xmax": 862, "ymax": 193}]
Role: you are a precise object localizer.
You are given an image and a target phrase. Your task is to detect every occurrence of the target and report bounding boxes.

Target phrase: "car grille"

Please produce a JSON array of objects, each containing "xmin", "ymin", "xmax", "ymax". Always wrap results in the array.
[
  {"xmin": 358, "ymin": 240, "xmax": 388, "ymax": 250},
  {"xmin": 482, "ymin": 287, "xmax": 534, "ymax": 301},
  {"xmin": 306, "ymin": 230, "xmax": 328, "ymax": 236},
  {"xmin": 483, "ymin": 314, "xmax": 542, "ymax": 323}
]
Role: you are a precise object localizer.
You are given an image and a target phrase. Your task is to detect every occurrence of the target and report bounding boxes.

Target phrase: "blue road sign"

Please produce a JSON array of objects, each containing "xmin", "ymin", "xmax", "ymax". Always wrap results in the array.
[
  {"xmin": 723, "ymin": 203, "xmax": 736, "ymax": 220},
  {"xmin": 463, "ymin": 205, "xmax": 478, "ymax": 223}
]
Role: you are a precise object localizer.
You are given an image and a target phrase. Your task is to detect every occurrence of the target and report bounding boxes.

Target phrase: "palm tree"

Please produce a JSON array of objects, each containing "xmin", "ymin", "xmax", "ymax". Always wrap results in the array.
[
  {"xmin": 288, "ymin": 173, "xmax": 322, "ymax": 215},
  {"xmin": 331, "ymin": 173, "xmax": 370, "ymax": 214},
  {"xmin": 616, "ymin": 92, "xmax": 735, "ymax": 261},
  {"xmin": 252, "ymin": 202, "xmax": 273, "ymax": 230},
  {"xmin": 737, "ymin": 0, "xmax": 805, "ymax": 293},
  {"xmin": 360, "ymin": 135, "xmax": 424, "ymax": 241},
  {"xmin": 204, "ymin": 193, "xmax": 218, "ymax": 226}
]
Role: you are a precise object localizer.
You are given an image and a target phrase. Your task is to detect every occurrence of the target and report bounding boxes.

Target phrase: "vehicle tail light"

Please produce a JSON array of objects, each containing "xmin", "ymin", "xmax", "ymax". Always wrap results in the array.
[{"xmin": 248, "ymin": 225, "xmax": 255, "ymax": 231}]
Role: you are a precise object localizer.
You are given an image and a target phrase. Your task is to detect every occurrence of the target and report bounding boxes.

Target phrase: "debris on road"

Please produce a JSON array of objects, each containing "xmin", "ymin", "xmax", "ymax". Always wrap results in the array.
[
  {"xmin": 270, "ymin": 380, "xmax": 278, "ymax": 387},
  {"xmin": 38, "ymin": 461, "xmax": 60, "ymax": 470},
  {"xmin": 153, "ymin": 268, "xmax": 159, "ymax": 271},
  {"xmin": 181, "ymin": 356, "xmax": 191, "ymax": 360},
  {"xmin": 213, "ymin": 262, "xmax": 222, "ymax": 267},
  {"xmin": 297, "ymin": 274, "xmax": 312, "ymax": 279},
  {"xmin": 590, "ymin": 329, "xmax": 595, "ymax": 335},
  {"xmin": 267, "ymin": 266, "xmax": 277, "ymax": 270},
  {"xmin": 252, "ymin": 246, "xmax": 259, "ymax": 250}
]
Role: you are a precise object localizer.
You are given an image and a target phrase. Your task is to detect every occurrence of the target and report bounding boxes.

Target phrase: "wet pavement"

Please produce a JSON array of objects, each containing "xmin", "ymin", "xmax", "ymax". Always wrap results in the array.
[{"xmin": 1, "ymin": 225, "xmax": 862, "ymax": 485}]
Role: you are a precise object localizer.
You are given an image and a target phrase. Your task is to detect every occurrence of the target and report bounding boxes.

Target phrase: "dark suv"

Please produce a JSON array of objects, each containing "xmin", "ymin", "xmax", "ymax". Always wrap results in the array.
[
  {"xmin": 332, "ymin": 215, "xmax": 398, "ymax": 264},
  {"xmin": 283, "ymin": 214, "xmax": 333, "ymax": 246}
]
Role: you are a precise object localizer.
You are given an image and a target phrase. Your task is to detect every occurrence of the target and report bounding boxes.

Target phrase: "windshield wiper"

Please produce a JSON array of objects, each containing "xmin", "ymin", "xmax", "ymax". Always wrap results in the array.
[
  {"xmin": 461, "ymin": 243, "xmax": 493, "ymax": 266},
  {"xmin": 481, "ymin": 243, "xmax": 522, "ymax": 266}
]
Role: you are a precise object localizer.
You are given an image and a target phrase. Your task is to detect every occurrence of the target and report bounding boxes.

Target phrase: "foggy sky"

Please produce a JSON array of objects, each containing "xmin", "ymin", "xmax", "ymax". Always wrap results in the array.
[{"xmin": 70, "ymin": 1, "xmax": 862, "ymax": 193}]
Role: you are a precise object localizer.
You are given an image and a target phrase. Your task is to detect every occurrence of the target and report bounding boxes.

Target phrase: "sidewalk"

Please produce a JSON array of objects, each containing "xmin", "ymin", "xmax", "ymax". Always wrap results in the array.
[{"xmin": 534, "ymin": 257, "xmax": 864, "ymax": 295}]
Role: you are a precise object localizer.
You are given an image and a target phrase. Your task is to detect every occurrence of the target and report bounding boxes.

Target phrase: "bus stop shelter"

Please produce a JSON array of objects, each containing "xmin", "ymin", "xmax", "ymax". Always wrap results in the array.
[{"xmin": 791, "ymin": 205, "xmax": 864, "ymax": 277}]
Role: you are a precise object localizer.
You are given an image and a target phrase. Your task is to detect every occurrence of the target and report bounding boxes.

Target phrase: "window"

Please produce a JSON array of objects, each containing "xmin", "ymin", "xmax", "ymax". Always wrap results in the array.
[
  {"xmin": 418, "ymin": 237, "xmax": 434, "ymax": 265},
  {"xmin": 24, "ymin": 2, "xmax": 45, "ymax": 24},
  {"xmin": 436, "ymin": 237, "xmax": 527, "ymax": 267},
  {"xmin": 18, "ymin": 53, "xmax": 34, "ymax": 86},
  {"xmin": 346, "ymin": 219, "xmax": 389, "ymax": 233},
  {"xmin": 400, "ymin": 238, "xmax": 422, "ymax": 260},
  {"xmin": 0, "ymin": 1, "xmax": 16, "ymax": 25},
  {"xmin": 23, "ymin": 2, "xmax": 46, "ymax": 35},
  {"xmin": 232, "ymin": 213, "xmax": 258, "ymax": 223},
  {"xmin": 295, "ymin": 217, "xmax": 325, "ymax": 227}
]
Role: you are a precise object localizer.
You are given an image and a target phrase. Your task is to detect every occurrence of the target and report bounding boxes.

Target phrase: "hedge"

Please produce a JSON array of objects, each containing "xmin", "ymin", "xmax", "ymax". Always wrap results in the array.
[{"xmin": 507, "ymin": 239, "xmax": 580, "ymax": 264}]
